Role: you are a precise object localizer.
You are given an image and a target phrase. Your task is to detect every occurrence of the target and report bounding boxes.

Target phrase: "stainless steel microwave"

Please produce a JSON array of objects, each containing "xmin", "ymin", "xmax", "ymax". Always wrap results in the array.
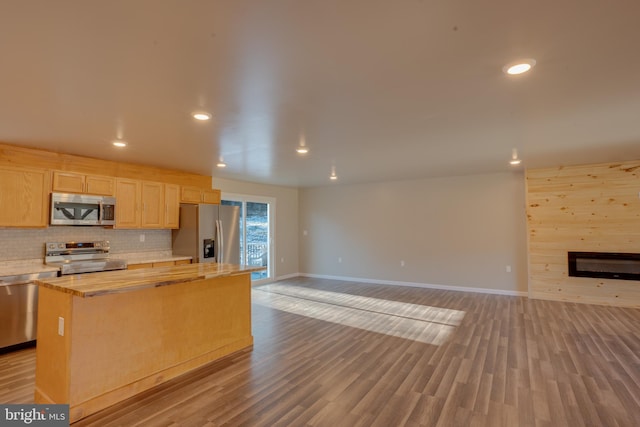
[{"xmin": 50, "ymin": 193, "xmax": 116, "ymax": 226}]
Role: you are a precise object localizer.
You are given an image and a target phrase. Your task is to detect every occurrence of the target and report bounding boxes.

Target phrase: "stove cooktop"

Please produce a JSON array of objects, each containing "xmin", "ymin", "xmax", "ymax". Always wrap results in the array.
[{"xmin": 44, "ymin": 240, "xmax": 128, "ymax": 275}]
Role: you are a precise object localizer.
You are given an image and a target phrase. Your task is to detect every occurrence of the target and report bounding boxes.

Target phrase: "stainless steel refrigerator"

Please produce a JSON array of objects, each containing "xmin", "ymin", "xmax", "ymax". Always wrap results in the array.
[{"xmin": 172, "ymin": 204, "xmax": 241, "ymax": 264}]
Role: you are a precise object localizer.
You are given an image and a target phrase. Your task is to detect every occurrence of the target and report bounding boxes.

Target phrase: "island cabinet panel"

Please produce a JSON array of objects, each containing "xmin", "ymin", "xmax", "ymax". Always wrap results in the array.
[
  {"xmin": 34, "ymin": 272, "xmax": 253, "ymax": 423},
  {"xmin": 33, "ymin": 286, "xmax": 72, "ymax": 404},
  {"xmin": 52, "ymin": 171, "xmax": 115, "ymax": 196},
  {"xmin": 0, "ymin": 166, "xmax": 50, "ymax": 227}
]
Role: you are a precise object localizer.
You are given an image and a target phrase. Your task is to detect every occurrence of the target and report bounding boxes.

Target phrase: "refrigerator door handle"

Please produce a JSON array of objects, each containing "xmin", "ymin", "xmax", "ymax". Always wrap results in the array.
[{"xmin": 218, "ymin": 219, "xmax": 225, "ymax": 263}]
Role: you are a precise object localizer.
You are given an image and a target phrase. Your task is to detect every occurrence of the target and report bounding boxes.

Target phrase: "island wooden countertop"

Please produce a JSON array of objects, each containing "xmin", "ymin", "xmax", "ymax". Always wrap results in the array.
[{"xmin": 35, "ymin": 263, "xmax": 265, "ymax": 298}]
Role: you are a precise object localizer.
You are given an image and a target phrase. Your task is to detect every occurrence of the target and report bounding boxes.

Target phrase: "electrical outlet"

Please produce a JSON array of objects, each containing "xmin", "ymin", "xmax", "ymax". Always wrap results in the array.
[
  {"xmin": 281, "ymin": 257, "xmax": 285, "ymax": 263},
  {"xmin": 338, "ymin": 257, "xmax": 342, "ymax": 263},
  {"xmin": 401, "ymin": 260, "xmax": 405, "ymax": 267},
  {"xmin": 58, "ymin": 317, "xmax": 64, "ymax": 336},
  {"xmin": 303, "ymin": 230, "xmax": 308, "ymax": 236},
  {"xmin": 139, "ymin": 234, "xmax": 145, "ymax": 242},
  {"xmin": 506, "ymin": 265, "xmax": 512, "ymax": 273}
]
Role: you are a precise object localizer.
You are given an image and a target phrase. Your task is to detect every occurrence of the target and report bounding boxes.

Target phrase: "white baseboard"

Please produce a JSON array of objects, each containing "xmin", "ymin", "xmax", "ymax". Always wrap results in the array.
[
  {"xmin": 275, "ymin": 272, "xmax": 300, "ymax": 281},
  {"xmin": 291, "ymin": 273, "xmax": 528, "ymax": 297}
]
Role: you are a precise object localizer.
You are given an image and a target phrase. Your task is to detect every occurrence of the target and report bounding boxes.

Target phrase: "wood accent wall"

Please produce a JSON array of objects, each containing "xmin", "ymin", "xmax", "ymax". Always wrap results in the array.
[
  {"xmin": 0, "ymin": 142, "xmax": 211, "ymax": 188},
  {"xmin": 526, "ymin": 160, "xmax": 640, "ymax": 307}
]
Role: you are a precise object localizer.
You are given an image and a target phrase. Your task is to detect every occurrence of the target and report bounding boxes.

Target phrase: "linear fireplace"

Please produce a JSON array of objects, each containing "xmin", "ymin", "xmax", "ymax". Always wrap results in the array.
[{"xmin": 568, "ymin": 252, "xmax": 640, "ymax": 281}]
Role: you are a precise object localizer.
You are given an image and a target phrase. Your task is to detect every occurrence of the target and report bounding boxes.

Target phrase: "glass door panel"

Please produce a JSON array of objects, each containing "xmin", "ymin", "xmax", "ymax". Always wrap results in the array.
[
  {"xmin": 221, "ymin": 196, "xmax": 273, "ymax": 283},
  {"xmin": 246, "ymin": 202, "xmax": 269, "ymax": 280}
]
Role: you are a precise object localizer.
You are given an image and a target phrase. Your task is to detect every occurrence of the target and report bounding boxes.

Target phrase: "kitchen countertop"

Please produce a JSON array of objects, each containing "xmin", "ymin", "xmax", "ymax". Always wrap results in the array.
[
  {"xmin": 0, "ymin": 252, "xmax": 192, "ymax": 278},
  {"xmin": 0, "ymin": 259, "xmax": 60, "ymax": 277},
  {"xmin": 36, "ymin": 262, "xmax": 265, "ymax": 297}
]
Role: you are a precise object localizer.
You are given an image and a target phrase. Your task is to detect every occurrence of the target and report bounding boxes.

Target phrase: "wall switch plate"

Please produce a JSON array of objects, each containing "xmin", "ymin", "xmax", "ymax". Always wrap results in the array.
[
  {"xmin": 58, "ymin": 317, "xmax": 64, "ymax": 336},
  {"xmin": 506, "ymin": 265, "xmax": 512, "ymax": 273}
]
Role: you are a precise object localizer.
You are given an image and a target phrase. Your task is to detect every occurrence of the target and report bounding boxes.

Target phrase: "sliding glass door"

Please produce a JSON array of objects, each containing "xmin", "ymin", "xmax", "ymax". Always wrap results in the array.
[{"xmin": 221, "ymin": 195, "xmax": 274, "ymax": 283}]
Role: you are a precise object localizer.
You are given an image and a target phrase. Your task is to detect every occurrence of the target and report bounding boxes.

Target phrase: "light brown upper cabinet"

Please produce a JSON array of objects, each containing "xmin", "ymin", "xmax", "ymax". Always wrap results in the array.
[
  {"xmin": 141, "ymin": 182, "xmax": 181, "ymax": 229},
  {"xmin": 115, "ymin": 178, "xmax": 141, "ymax": 228},
  {"xmin": 181, "ymin": 186, "xmax": 221, "ymax": 204},
  {"xmin": 141, "ymin": 181, "xmax": 163, "ymax": 228},
  {"xmin": 52, "ymin": 171, "xmax": 115, "ymax": 196},
  {"xmin": 0, "ymin": 166, "xmax": 50, "ymax": 227},
  {"xmin": 164, "ymin": 183, "xmax": 180, "ymax": 228},
  {"xmin": 116, "ymin": 179, "xmax": 180, "ymax": 229}
]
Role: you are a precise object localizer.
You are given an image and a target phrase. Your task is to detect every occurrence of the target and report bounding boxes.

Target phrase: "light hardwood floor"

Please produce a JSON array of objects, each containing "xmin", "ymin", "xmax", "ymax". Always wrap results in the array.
[{"xmin": 1, "ymin": 277, "xmax": 639, "ymax": 426}]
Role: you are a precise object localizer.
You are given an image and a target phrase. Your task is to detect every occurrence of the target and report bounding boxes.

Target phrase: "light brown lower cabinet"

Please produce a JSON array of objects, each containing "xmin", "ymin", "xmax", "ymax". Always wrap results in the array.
[{"xmin": 127, "ymin": 259, "xmax": 192, "ymax": 270}]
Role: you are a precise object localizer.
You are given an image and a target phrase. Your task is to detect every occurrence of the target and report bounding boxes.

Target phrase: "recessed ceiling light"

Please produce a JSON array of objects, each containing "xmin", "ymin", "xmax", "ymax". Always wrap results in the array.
[
  {"xmin": 112, "ymin": 140, "xmax": 127, "ymax": 148},
  {"xmin": 296, "ymin": 146, "xmax": 309, "ymax": 154},
  {"xmin": 330, "ymin": 165, "xmax": 338, "ymax": 180},
  {"xmin": 509, "ymin": 148, "xmax": 522, "ymax": 165},
  {"xmin": 503, "ymin": 59, "xmax": 536, "ymax": 75},
  {"xmin": 216, "ymin": 162, "xmax": 227, "ymax": 168},
  {"xmin": 192, "ymin": 112, "xmax": 212, "ymax": 121}
]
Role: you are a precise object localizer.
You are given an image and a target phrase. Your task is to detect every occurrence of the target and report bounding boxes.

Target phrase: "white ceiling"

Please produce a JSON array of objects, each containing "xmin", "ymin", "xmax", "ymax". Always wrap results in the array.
[{"xmin": 1, "ymin": 1, "xmax": 640, "ymax": 187}]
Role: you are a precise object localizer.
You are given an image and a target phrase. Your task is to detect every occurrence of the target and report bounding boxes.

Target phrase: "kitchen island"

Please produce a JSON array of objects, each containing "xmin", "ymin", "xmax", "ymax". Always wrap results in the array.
[{"xmin": 34, "ymin": 262, "xmax": 264, "ymax": 423}]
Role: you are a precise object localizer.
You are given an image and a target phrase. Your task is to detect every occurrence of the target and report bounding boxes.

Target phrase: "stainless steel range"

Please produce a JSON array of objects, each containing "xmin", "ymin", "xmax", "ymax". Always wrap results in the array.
[
  {"xmin": 1, "ymin": 241, "xmax": 127, "ymax": 351},
  {"xmin": 45, "ymin": 241, "xmax": 127, "ymax": 275}
]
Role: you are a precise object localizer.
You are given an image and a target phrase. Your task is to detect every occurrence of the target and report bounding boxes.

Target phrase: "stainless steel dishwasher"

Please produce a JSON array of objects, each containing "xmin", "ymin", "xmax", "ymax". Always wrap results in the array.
[{"xmin": 0, "ymin": 271, "xmax": 58, "ymax": 350}]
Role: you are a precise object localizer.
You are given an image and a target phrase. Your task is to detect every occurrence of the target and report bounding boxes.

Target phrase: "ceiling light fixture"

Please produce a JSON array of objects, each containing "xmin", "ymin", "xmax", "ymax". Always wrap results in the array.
[
  {"xmin": 330, "ymin": 166, "xmax": 338, "ymax": 181},
  {"xmin": 217, "ymin": 161, "xmax": 227, "ymax": 168},
  {"xmin": 112, "ymin": 140, "xmax": 127, "ymax": 148},
  {"xmin": 510, "ymin": 148, "xmax": 522, "ymax": 165},
  {"xmin": 192, "ymin": 112, "xmax": 212, "ymax": 121},
  {"xmin": 503, "ymin": 59, "xmax": 536, "ymax": 75},
  {"xmin": 296, "ymin": 146, "xmax": 309, "ymax": 154}
]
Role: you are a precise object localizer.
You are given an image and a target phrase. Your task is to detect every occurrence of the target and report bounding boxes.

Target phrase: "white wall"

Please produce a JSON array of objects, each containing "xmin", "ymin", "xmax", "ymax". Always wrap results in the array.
[
  {"xmin": 214, "ymin": 177, "xmax": 299, "ymax": 280},
  {"xmin": 299, "ymin": 172, "xmax": 528, "ymax": 294}
]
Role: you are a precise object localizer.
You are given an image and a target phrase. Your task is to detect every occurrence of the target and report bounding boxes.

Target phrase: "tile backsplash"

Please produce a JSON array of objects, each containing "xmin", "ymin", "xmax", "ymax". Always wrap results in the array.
[{"xmin": 0, "ymin": 227, "xmax": 171, "ymax": 260}]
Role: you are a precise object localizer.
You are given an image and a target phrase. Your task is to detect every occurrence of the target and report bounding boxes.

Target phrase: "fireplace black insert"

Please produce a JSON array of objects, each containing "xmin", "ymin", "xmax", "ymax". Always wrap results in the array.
[{"xmin": 568, "ymin": 251, "xmax": 640, "ymax": 281}]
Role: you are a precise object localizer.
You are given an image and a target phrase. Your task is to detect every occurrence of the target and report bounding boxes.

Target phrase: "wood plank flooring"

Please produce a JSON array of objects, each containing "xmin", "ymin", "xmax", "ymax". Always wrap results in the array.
[{"xmin": 1, "ymin": 277, "xmax": 639, "ymax": 426}]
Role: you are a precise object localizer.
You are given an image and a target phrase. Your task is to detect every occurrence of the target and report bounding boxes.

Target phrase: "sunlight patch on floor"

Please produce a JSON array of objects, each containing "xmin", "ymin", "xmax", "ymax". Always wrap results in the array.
[{"xmin": 252, "ymin": 284, "xmax": 466, "ymax": 346}]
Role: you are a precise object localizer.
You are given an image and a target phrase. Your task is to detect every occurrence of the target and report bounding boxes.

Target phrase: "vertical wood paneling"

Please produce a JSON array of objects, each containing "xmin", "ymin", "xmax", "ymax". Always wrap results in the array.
[{"xmin": 526, "ymin": 160, "xmax": 640, "ymax": 307}]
